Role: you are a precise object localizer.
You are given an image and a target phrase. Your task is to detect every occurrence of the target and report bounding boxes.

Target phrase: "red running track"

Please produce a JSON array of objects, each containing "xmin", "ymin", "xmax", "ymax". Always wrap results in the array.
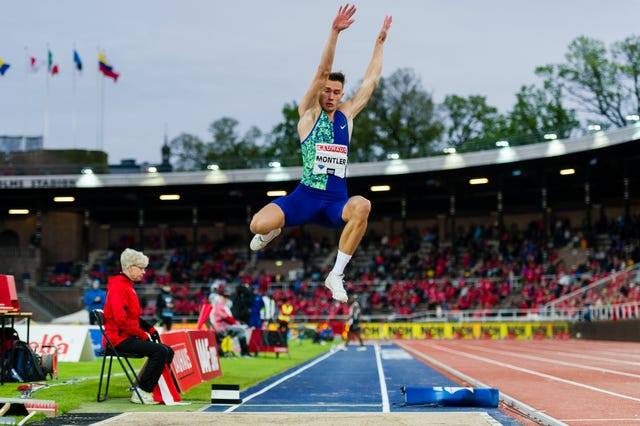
[{"xmin": 397, "ymin": 339, "xmax": 640, "ymax": 426}]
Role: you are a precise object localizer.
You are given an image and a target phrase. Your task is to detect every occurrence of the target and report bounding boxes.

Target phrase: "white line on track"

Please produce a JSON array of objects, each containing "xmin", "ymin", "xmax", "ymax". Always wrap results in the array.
[
  {"xmin": 374, "ymin": 344, "xmax": 390, "ymax": 413},
  {"xmin": 397, "ymin": 342, "xmax": 568, "ymax": 426},
  {"xmin": 426, "ymin": 343, "xmax": 640, "ymax": 403},
  {"xmin": 476, "ymin": 343, "xmax": 640, "ymax": 366},
  {"xmin": 223, "ymin": 348, "xmax": 339, "ymax": 413},
  {"xmin": 455, "ymin": 344, "xmax": 640, "ymax": 378}
]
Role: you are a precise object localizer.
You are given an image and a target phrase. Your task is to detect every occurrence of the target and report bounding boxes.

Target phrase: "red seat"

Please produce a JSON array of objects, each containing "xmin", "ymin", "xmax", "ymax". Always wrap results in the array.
[{"xmin": 0, "ymin": 275, "xmax": 20, "ymax": 312}]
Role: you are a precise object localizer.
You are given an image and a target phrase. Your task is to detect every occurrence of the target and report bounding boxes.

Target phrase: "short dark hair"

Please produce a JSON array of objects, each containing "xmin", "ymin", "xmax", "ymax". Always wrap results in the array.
[{"xmin": 329, "ymin": 72, "xmax": 345, "ymax": 86}]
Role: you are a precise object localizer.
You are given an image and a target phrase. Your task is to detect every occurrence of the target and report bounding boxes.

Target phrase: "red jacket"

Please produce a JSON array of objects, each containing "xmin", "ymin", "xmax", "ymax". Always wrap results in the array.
[
  {"xmin": 103, "ymin": 273, "xmax": 149, "ymax": 347},
  {"xmin": 209, "ymin": 299, "xmax": 237, "ymax": 332}
]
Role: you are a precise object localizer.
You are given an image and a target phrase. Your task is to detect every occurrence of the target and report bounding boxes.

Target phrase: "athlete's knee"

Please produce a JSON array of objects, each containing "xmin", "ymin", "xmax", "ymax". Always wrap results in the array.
[
  {"xmin": 249, "ymin": 215, "xmax": 266, "ymax": 234},
  {"xmin": 250, "ymin": 207, "xmax": 283, "ymax": 234},
  {"xmin": 349, "ymin": 196, "xmax": 371, "ymax": 220}
]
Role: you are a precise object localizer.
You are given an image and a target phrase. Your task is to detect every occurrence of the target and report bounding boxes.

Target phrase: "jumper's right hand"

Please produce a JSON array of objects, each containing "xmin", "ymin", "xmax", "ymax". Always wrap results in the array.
[{"xmin": 333, "ymin": 3, "xmax": 356, "ymax": 32}]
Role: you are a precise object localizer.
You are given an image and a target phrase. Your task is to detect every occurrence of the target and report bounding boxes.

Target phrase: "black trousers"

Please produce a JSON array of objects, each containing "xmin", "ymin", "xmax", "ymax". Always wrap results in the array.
[
  {"xmin": 88, "ymin": 310, "xmax": 98, "ymax": 325},
  {"xmin": 116, "ymin": 337, "xmax": 174, "ymax": 393},
  {"xmin": 158, "ymin": 314, "xmax": 173, "ymax": 331},
  {"xmin": 278, "ymin": 320, "xmax": 289, "ymax": 341}
]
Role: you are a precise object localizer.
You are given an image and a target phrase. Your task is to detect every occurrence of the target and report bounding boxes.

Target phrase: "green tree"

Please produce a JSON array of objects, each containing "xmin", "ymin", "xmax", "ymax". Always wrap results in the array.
[
  {"xmin": 536, "ymin": 35, "xmax": 638, "ymax": 127},
  {"xmin": 169, "ymin": 133, "xmax": 208, "ymax": 171},
  {"xmin": 170, "ymin": 118, "xmax": 265, "ymax": 171},
  {"xmin": 351, "ymin": 68, "xmax": 442, "ymax": 161},
  {"xmin": 507, "ymin": 83, "xmax": 580, "ymax": 144},
  {"xmin": 612, "ymin": 34, "xmax": 640, "ymax": 117},
  {"xmin": 263, "ymin": 101, "xmax": 301, "ymax": 167},
  {"xmin": 348, "ymin": 81, "xmax": 387, "ymax": 162},
  {"xmin": 440, "ymin": 95, "xmax": 504, "ymax": 151},
  {"xmin": 207, "ymin": 117, "xmax": 264, "ymax": 169}
]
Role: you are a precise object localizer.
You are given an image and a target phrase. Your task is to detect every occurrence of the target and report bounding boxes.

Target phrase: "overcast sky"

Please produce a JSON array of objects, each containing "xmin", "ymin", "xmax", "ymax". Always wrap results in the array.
[{"xmin": 1, "ymin": 1, "xmax": 639, "ymax": 165}]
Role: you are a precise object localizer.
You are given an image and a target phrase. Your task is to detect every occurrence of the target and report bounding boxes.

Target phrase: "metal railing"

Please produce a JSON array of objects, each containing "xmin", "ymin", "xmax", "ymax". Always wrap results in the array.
[{"xmin": 87, "ymin": 298, "xmax": 639, "ymax": 326}]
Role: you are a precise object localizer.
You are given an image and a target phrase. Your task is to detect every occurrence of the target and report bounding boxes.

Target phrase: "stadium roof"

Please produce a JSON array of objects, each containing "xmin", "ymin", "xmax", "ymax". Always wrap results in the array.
[{"xmin": 1, "ymin": 125, "xmax": 639, "ymax": 226}]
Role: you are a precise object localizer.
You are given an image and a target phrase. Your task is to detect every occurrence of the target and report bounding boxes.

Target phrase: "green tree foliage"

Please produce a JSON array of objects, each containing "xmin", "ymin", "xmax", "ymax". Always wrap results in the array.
[
  {"xmin": 169, "ymin": 133, "xmax": 207, "ymax": 171},
  {"xmin": 170, "ymin": 118, "xmax": 264, "ymax": 171},
  {"xmin": 536, "ymin": 35, "xmax": 640, "ymax": 127},
  {"xmin": 507, "ymin": 83, "xmax": 580, "ymax": 145},
  {"xmin": 613, "ymin": 35, "xmax": 640, "ymax": 117},
  {"xmin": 263, "ymin": 101, "xmax": 301, "ymax": 167},
  {"xmin": 351, "ymin": 68, "xmax": 443, "ymax": 160},
  {"xmin": 208, "ymin": 117, "xmax": 263, "ymax": 169},
  {"xmin": 440, "ymin": 95, "xmax": 504, "ymax": 152},
  {"xmin": 348, "ymin": 80, "xmax": 386, "ymax": 162}
]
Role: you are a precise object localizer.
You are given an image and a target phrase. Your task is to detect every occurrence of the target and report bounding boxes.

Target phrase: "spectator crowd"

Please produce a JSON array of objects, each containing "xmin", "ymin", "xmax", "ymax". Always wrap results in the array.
[{"xmin": 46, "ymin": 212, "xmax": 640, "ymax": 325}]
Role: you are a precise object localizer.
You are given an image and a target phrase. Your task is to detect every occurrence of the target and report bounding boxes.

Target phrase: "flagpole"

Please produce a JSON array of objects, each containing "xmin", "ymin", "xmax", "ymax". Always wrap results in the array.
[
  {"xmin": 44, "ymin": 45, "xmax": 50, "ymax": 149},
  {"xmin": 72, "ymin": 44, "xmax": 77, "ymax": 149},
  {"xmin": 96, "ymin": 47, "xmax": 101, "ymax": 151},
  {"xmin": 22, "ymin": 46, "xmax": 28, "ymax": 151},
  {"xmin": 100, "ymin": 70, "xmax": 104, "ymax": 151}
]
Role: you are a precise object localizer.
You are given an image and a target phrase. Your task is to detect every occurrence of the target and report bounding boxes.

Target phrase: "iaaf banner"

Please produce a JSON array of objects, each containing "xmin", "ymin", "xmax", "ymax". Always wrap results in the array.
[{"xmin": 184, "ymin": 329, "xmax": 222, "ymax": 382}]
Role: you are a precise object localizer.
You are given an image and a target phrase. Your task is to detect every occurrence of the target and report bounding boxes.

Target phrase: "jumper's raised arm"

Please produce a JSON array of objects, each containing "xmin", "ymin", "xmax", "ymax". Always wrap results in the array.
[
  {"xmin": 340, "ymin": 15, "xmax": 392, "ymax": 121},
  {"xmin": 298, "ymin": 4, "xmax": 357, "ymax": 136}
]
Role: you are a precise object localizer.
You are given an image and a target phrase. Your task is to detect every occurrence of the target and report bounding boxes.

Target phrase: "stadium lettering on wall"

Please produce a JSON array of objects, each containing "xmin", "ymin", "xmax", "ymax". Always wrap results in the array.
[{"xmin": 0, "ymin": 178, "xmax": 77, "ymax": 189}]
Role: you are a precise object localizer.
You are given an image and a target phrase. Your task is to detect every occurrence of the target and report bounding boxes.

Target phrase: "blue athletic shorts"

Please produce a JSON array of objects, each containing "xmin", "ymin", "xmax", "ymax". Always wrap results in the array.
[{"xmin": 272, "ymin": 184, "xmax": 348, "ymax": 229}]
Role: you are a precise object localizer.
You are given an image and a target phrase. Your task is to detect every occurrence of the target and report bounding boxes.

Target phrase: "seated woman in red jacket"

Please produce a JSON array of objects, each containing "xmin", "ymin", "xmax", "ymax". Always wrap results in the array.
[{"xmin": 103, "ymin": 248, "xmax": 174, "ymax": 405}]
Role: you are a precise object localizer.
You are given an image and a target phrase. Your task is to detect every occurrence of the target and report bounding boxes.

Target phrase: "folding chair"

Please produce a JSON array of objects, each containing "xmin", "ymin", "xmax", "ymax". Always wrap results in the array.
[{"xmin": 93, "ymin": 309, "xmax": 144, "ymax": 403}]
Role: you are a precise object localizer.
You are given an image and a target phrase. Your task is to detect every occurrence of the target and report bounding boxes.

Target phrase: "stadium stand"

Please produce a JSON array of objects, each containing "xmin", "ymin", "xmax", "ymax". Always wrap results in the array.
[{"xmin": 0, "ymin": 125, "xmax": 638, "ymax": 327}]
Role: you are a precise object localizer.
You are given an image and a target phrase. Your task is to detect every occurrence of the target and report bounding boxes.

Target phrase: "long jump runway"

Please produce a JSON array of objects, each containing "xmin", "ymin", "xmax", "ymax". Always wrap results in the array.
[
  {"xmin": 97, "ymin": 339, "xmax": 640, "ymax": 425},
  {"xmin": 201, "ymin": 343, "xmax": 522, "ymax": 425}
]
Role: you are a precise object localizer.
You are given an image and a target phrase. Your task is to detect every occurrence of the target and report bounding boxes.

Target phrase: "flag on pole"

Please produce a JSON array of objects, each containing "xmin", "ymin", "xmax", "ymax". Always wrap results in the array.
[
  {"xmin": 73, "ymin": 50, "xmax": 82, "ymax": 71},
  {"xmin": 47, "ymin": 49, "xmax": 59, "ymax": 76},
  {"xmin": 30, "ymin": 57, "xmax": 42, "ymax": 72},
  {"xmin": 196, "ymin": 303, "xmax": 213, "ymax": 329},
  {"xmin": 0, "ymin": 57, "xmax": 9, "ymax": 76},
  {"xmin": 98, "ymin": 51, "xmax": 119, "ymax": 82}
]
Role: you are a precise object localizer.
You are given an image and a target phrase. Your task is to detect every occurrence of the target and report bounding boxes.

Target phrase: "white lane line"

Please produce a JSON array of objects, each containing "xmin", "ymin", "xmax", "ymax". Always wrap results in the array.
[
  {"xmin": 459, "ymin": 344, "xmax": 640, "ymax": 378},
  {"xmin": 398, "ymin": 342, "xmax": 568, "ymax": 426},
  {"xmin": 223, "ymin": 349, "xmax": 338, "ymax": 413},
  {"xmin": 374, "ymin": 344, "xmax": 390, "ymax": 413},
  {"xmin": 425, "ymin": 343, "xmax": 640, "ymax": 403},
  {"xmin": 470, "ymin": 342, "xmax": 640, "ymax": 366}
]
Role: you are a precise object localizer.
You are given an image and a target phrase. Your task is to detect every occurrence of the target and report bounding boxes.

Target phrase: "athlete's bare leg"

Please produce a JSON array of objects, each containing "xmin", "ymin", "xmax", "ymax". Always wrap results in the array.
[
  {"xmin": 338, "ymin": 195, "xmax": 371, "ymax": 255},
  {"xmin": 249, "ymin": 203, "xmax": 286, "ymax": 251},
  {"xmin": 324, "ymin": 195, "xmax": 371, "ymax": 302},
  {"xmin": 250, "ymin": 203, "xmax": 285, "ymax": 235}
]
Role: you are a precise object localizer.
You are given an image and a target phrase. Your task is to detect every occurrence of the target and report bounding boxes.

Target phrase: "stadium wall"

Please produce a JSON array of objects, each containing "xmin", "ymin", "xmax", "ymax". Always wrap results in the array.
[
  {"xmin": 0, "ymin": 203, "xmax": 627, "ymax": 267},
  {"xmin": 570, "ymin": 320, "xmax": 640, "ymax": 342},
  {"xmin": 43, "ymin": 212, "xmax": 84, "ymax": 263},
  {"xmin": 3, "ymin": 214, "xmax": 37, "ymax": 249}
]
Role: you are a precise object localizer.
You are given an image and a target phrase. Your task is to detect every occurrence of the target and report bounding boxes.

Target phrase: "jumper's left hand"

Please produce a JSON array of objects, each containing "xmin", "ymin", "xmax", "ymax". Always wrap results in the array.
[{"xmin": 378, "ymin": 15, "xmax": 392, "ymax": 43}]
